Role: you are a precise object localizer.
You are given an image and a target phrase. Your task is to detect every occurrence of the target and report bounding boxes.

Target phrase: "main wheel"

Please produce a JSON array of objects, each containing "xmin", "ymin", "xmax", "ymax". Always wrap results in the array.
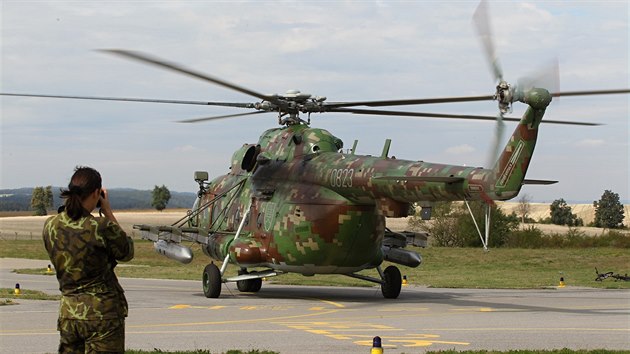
[
  {"xmin": 202, "ymin": 263, "xmax": 222, "ymax": 298},
  {"xmin": 249, "ymin": 278, "xmax": 262, "ymax": 292},
  {"xmin": 381, "ymin": 265, "xmax": 402, "ymax": 299},
  {"xmin": 237, "ymin": 278, "xmax": 263, "ymax": 292}
]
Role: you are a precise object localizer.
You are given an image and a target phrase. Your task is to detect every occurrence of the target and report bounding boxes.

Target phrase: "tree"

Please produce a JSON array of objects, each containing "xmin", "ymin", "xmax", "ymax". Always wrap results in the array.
[
  {"xmin": 151, "ymin": 185, "xmax": 171, "ymax": 211},
  {"xmin": 408, "ymin": 201, "xmax": 519, "ymax": 247},
  {"xmin": 31, "ymin": 186, "xmax": 53, "ymax": 216},
  {"xmin": 516, "ymin": 194, "xmax": 532, "ymax": 224},
  {"xmin": 549, "ymin": 198, "xmax": 582, "ymax": 226},
  {"xmin": 593, "ymin": 190, "xmax": 625, "ymax": 229},
  {"xmin": 408, "ymin": 202, "xmax": 461, "ymax": 246}
]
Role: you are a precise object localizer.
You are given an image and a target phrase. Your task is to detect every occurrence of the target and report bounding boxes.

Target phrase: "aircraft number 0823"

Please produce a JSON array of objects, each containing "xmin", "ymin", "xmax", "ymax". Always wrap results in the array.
[{"xmin": 330, "ymin": 168, "xmax": 354, "ymax": 188}]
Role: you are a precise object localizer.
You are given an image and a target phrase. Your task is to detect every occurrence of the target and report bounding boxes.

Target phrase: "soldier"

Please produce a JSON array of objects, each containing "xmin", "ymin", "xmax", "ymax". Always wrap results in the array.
[{"xmin": 43, "ymin": 166, "xmax": 134, "ymax": 353}]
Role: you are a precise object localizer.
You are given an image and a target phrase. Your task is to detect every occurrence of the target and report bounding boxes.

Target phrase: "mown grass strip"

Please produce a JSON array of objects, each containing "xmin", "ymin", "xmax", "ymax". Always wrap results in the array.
[
  {"xmin": 2, "ymin": 240, "xmax": 629, "ymax": 289},
  {"xmin": 0, "ymin": 288, "xmax": 60, "ymax": 303}
]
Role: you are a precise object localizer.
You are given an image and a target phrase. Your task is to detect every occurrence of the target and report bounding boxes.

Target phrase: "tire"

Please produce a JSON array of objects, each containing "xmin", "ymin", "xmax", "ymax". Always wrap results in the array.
[
  {"xmin": 237, "ymin": 278, "xmax": 263, "ymax": 293},
  {"xmin": 237, "ymin": 279, "xmax": 251, "ymax": 292},
  {"xmin": 202, "ymin": 263, "xmax": 222, "ymax": 298},
  {"xmin": 249, "ymin": 278, "xmax": 262, "ymax": 292},
  {"xmin": 381, "ymin": 265, "xmax": 402, "ymax": 299}
]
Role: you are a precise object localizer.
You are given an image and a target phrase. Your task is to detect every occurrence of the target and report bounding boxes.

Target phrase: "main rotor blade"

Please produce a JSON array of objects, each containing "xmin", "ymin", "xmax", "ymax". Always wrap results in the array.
[
  {"xmin": 550, "ymin": 89, "xmax": 630, "ymax": 98},
  {"xmin": 100, "ymin": 49, "xmax": 277, "ymax": 103},
  {"xmin": 177, "ymin": 111, "xmax": 268, "ymax": 123},
  {"xmin": 0, "ymin": 92, "xmax": 255, "ymax": 108},
  {"xmin": 326, "ymin": 88, "xmax": 630, "ymax": 109},
  {"xmin": 330, "ymin": 107, "xmax": 600, "ymax": 125},
  {"xmin": 325, "ymin": 94, "xmax": 494, "ymax": 108},
  {"xmin": 473, "ymin": 0, "xmax": 503, "ymax": 83}
]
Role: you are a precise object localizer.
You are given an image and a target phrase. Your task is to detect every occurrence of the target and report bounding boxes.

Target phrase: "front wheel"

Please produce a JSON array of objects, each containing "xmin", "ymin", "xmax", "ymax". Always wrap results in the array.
[
  {"xmin": 381, "ymin": 265, "xmax": 402, "ymax": 299},
  {"xmin": 202, "ymin": 263, "xmax": 222, "ymax": 298}
]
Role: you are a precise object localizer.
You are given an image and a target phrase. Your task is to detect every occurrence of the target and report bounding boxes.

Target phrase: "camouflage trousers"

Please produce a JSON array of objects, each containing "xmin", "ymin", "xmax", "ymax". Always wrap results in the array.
[{"xmin": 57, "ymin": 317, "xmax": 125, "ymax": 354}]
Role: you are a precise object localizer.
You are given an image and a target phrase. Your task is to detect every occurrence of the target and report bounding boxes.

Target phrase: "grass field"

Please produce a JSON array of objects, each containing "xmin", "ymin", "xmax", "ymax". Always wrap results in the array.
[{"xmin": 2, "ymin": 239, "xmax": 628, "ymax": 289}]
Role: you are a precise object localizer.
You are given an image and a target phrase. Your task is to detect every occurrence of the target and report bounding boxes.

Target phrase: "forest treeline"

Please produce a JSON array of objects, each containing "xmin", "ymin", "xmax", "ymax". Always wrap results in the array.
[{"xmin": 0, "ymin": 187, "xmax": 196, "ymax": 211}]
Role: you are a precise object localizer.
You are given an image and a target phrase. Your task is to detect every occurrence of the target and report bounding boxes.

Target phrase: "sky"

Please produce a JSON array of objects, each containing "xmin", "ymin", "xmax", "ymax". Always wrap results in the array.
[{"xmin": 1, "ymin": 1, "xmax": 628, "ymax": 203}]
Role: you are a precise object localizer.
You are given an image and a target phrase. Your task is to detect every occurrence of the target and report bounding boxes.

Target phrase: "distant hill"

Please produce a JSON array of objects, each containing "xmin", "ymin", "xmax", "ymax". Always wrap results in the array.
[{"xmin": 0, "ymin": 187, "xmax": 196, "ymax": 212}]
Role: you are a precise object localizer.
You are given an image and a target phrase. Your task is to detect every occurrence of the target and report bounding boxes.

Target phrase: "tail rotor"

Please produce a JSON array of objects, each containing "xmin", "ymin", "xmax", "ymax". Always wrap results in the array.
[{"xmin": 473, "ymin": 0, "xmax": 509, "ymax": 167}]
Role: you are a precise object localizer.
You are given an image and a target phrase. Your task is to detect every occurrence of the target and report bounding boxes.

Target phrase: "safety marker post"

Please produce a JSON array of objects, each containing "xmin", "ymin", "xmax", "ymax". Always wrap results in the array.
[
  {"xmin": 558, "ymin": 277, "xmax": 565, "ymax": 288},
  {"xmin": 46, "ymin": 264, "xmax": 53, "ymax": 274},
  {"xmin": 14, "ymin": 283, "xmax": 21, "ymax": 295},
  {"xmin": 402, "ymin": 275, "xmax": 408, "ymax": 286},
  {"xmin": 371, "ymin": 336, "xmax": 383, "ymax": 354}
]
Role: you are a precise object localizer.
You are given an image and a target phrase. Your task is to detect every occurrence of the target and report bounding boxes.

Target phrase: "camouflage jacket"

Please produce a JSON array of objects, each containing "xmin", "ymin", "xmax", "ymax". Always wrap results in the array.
[{"xmin": 43, "ymin": 210, "xmax": 134, "ymax": 320}]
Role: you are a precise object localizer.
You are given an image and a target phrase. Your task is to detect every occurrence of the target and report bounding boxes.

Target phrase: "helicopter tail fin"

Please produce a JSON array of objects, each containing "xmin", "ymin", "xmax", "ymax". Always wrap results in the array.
[{"xmin": 491, "ymin": 88, "xmax": 552, "ymax": 200}]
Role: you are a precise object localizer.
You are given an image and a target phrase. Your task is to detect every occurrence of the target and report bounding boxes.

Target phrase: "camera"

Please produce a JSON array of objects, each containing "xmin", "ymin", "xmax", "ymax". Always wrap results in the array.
[{"xmin": 96, "ymin": 190, "xmax": 105, "ymax": 208}]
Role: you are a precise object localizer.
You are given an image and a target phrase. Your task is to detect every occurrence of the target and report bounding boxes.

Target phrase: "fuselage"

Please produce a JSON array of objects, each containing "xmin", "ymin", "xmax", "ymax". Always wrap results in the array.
[{"xmin": 191, "ymin": 88, "xmax": 551, "ymax": 275}]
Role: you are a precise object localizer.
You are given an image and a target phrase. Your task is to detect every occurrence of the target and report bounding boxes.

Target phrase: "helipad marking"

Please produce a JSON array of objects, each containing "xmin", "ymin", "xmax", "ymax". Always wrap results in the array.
[{"xmin": 275, "ymin": 320, "xmax": 468, "ymax": 349}]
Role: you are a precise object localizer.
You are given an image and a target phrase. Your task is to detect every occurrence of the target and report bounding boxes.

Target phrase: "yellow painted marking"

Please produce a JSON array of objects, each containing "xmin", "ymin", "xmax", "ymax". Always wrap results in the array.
[
  {"xmin": 170, "ymin": 305, "xmax": 226, "ymax": 310},
  {"xmin": 128, "ymin": 309, "xmax": 341, "ymax": 328},
  {"xmin": 353, "ymin": 340, "xmax": 397, "ymax": 348},
  {"xmin": 315, "ymin": 299, "xmax": 345, "ymax": 308},
  {"xmin": 352, "ymin": 334, "xmax": 469, "ymax": 348},
  {"xmin": 4, "ymin": 326, "xmax": 628, "ymax": 338},
  {"xmin": 328, "ymin": 334, "xmax": 352, "ymax": 340},
  {"xmin": 419, "ymin": 327, "xmax": 630, "ymax": 332},
  {"xmin": 240, "ymin": 306, "xmax": 258, "ymax": 310},
  {"xmin": 169, "ymin": 304, "xmax": 190, "ymax": 309},
  {"xmin": 390, "ymin": 338, "xmax": 470, "ymax": 347},
  {"xmin": 309, "ymin": 307, "xmax": 325, "ymax": 311},
  {"xmin": 129, "ymin": 329, "xmax": 292, "ymax": 335},
  {"xmin": 377, "ymin": 307, "xmax": 429, "ymax": 312},
  {"xmin": 451, "ymin": 307, "xmax": 494, "ymax": 312}
]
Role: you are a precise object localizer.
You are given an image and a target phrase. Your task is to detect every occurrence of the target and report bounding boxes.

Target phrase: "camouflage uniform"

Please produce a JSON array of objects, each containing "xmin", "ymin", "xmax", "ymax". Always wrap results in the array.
[{"xmin": 43, "ymin": 210, "xmax": 134, "ymax": 354}]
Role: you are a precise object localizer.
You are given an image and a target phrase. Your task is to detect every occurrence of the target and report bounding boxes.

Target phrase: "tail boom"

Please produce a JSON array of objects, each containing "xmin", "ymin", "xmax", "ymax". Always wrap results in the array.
[{"xmin": 491, "ymin": 88, "xmax": 551, "ymax": 200}]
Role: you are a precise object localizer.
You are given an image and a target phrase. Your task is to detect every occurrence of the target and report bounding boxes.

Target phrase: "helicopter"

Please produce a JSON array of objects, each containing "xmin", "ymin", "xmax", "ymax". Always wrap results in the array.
[{"xmin": 2, "ymin": 1, "xmax": 629, "ymax": 299}]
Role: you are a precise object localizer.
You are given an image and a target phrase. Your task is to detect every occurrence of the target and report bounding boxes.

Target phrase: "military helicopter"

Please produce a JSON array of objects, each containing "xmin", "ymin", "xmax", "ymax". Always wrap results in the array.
[{"xmin": 2, "ymin": 1, "xmax": 629, "ymax": 299}]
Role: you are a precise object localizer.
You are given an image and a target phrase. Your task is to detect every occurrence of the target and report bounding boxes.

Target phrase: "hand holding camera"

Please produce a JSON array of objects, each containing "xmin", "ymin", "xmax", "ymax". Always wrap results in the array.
[{"xmin": 98, "ymin": 188, "xmax": 119, "ymax": 224}]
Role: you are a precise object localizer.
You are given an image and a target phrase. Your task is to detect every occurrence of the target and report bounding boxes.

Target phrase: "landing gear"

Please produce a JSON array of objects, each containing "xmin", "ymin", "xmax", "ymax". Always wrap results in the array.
[
  {"xmin": 237, "ymin": 278, "xmax": 262, "ymax": 292},
  {"xmin": 344, "ymin": 264, "xmax": 403, "ymax": 299},
  {"xmin": 381, "ymin": 265, "xmax": 402, "ymax": 299},
  {"xmin": 202, "ymin": 263, "xmax": 222, "ymax": 298},
  {"xmin": 236, "ymin": 269, "xmax": 263, "ymax": 293}
]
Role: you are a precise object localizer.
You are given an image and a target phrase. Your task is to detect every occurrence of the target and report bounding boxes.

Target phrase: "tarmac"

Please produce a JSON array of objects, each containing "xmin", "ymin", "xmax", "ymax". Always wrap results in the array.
[{"xmin": 1, "ymin": 258, "xmax": 629, "ymax": 353}]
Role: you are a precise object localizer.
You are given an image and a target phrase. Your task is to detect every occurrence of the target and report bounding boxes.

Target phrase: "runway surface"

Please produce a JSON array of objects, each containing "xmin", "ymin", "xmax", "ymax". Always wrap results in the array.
[{"xmin": 1, "ymin": 258, "xmax": 629, "ymax": 353}]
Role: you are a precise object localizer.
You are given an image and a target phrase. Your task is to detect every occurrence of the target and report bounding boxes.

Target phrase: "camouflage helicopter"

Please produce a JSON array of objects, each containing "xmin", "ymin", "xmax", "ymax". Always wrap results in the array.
[{"xmin": 2, "ymin": 1, "xmax": 629, "ymax": 299}]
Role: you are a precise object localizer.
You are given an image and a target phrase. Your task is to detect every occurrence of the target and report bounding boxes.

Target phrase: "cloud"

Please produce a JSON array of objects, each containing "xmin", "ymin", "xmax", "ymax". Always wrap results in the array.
[
  {"xmin": 174, "ymin": 145, "xmax": 200, "ymax": 153},
  {"xmin": 445, "ymin": 144, "xmax": 475, "ymax": 155},
  {"xmin": 575, "ymin": 139, "xmax": 605, "ymax": 148},
  {"xmin": 1, "ymin": 1, "xmax": 627, "ymax": 202}
]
